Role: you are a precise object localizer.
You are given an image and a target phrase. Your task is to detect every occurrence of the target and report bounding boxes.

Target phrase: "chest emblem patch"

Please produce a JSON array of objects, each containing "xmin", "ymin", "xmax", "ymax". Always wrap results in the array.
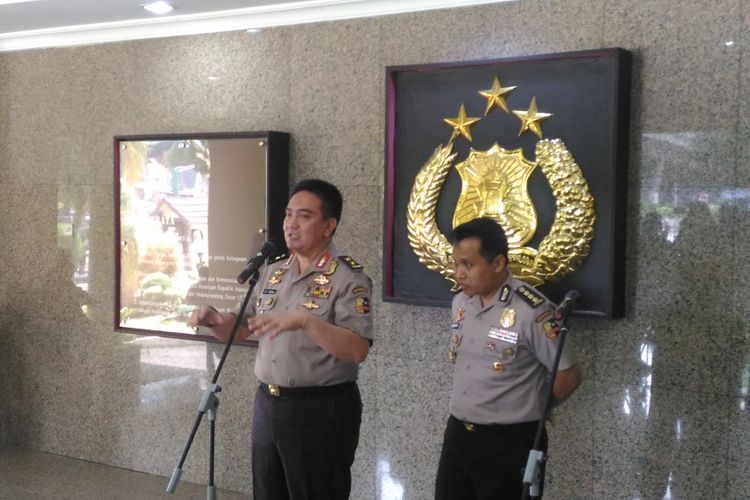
[{"xmin": 500, "ymin": 308, "xmax": 516, "ymax": 328}]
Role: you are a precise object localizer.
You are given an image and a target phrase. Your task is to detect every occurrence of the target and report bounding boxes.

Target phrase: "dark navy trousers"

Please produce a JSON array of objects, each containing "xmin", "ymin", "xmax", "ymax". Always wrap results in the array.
[
  {"xmin": 435, "ymin": 415, "xmax": 547, "ymax": 500},
  {"xmin": 251, "ymin": 382, "xmax": 362, "ymax": 500}
]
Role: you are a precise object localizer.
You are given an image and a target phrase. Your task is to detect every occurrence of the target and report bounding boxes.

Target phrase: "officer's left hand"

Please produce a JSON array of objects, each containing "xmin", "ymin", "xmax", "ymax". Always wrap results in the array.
[{"xmin": 247, "ymin": 311, "xmax": 308, "ymax": 339}]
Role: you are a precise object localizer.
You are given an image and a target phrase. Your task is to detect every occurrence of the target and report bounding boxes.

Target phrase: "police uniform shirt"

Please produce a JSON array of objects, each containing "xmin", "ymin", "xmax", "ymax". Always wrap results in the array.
[
  {"xmin": 235, "ymin": 244, "xmax": 373, "ymax": 388},
  {"xmin": 448, "ymin": 272, "xmax": 575, "ymax": 425}
]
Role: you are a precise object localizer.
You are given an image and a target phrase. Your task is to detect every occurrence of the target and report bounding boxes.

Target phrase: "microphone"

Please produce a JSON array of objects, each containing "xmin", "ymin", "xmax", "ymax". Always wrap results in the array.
[
  {"xmin": 236, "ymin": 240, "xmax": 276, "ymax": 284},
  {"xmin": 553, "ymin": 290, "xmax": 581, "ymax": 321}
]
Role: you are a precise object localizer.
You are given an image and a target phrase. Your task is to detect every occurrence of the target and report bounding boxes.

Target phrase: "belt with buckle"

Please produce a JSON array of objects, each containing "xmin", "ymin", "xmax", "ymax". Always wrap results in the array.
[
  {"xmin": 450, "ymin": 415, "xmax": 539, "ymax": 434},
  {"xmin": 261, "ymin": 381, "xmax": 356, "ymax": 398}
]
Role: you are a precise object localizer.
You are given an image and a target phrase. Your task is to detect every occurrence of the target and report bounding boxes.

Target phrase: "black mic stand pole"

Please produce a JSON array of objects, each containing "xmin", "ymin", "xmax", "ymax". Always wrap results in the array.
[
  {"xmin": 521, "ymin": 300, "xmax": 575, "ymax": 500},
  {"xmin": 166, "ymin": 270, "xmax": 261, "ymax": 499}
]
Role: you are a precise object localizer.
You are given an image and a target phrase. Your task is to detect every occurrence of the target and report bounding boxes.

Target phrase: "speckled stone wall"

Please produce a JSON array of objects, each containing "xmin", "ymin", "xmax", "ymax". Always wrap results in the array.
[{"xmin": 0, "ymin": 0, "xmax": 748, "ymax": 498}]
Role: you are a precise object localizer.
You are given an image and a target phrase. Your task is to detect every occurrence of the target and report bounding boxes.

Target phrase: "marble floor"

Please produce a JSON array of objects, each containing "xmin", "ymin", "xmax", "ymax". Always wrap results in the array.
[{"xmin": 0, "ymin": 446, "xmax": 250, "ymax": 500}]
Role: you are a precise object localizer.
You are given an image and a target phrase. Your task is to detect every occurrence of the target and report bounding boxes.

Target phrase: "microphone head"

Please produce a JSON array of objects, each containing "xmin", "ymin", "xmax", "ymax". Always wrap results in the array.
[
  {"xmin": 565, "ymin": 290, "xmax": 581, "ymax": 301},
  {"xmin": 259, "ymin": 240, "xmax": 276, "ymax": 258}
]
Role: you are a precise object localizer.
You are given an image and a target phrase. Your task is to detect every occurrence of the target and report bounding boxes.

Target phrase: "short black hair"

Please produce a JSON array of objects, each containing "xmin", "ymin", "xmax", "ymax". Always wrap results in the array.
[
  {"xmin": 291, "ymin": 179, "xmax": 343, "ymax": 223},
  {"xmin": 448, "ymin": 217, "xmax": 509, "ymax": 264}
]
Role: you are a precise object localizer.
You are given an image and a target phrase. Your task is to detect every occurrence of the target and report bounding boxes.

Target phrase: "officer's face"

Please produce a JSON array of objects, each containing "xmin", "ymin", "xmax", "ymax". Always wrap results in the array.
[
  {"xmin": 284, "ymin": 191, "xmax": 337, "ymax": 256},
  {"xmin": 452, "ymin": 237, "xmax": 506, "ymax": 298}
]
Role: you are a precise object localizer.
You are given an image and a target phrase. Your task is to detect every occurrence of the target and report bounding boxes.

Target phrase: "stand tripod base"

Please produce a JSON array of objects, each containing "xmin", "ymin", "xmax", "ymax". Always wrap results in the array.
[{"xmin": 522, "ymin": 449, "xmax": 544, "ymax": 498}]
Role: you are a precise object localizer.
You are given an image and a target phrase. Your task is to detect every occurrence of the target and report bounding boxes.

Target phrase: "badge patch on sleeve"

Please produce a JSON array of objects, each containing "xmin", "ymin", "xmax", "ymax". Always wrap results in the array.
[
  {"xmin": 352, "ymin": 286, "xmax": 369, "ymax": 295},
  {"xmin": 488, "ymin": 327, "xmax": 518, "ymax": 344},
  {"xmin": 535, "ymin": 310, "xmax": 552, "ymax": 323},
  {"xmin": 354, "ymin": 296, "xmax": 370, "ymax": 314}
]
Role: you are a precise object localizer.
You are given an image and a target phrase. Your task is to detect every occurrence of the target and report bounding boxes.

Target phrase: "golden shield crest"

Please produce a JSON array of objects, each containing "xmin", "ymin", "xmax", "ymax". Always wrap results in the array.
[
  {"xmin": 406, "ymin": 78, "xmax": 596, "ymax": 288},
  {"xmin": 453, "ymin": 145, "xmax": 538, "ymax": 247}
]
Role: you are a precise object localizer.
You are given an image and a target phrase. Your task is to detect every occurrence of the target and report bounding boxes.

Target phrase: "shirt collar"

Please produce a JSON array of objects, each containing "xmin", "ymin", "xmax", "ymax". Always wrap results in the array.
[
  {"xmin": 468, "ymin": 271, "xmax": 513, "ymax": 312},
  {"xmin": 290, "ymin": 242, "xmax": 338, "ymax": 282}
]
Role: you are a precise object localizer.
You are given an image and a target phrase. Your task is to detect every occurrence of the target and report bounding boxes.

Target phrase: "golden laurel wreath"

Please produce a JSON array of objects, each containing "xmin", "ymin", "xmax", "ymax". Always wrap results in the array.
[{"xmin": 406, "ymin": 139, "xmax": 595, "ymax": 287}]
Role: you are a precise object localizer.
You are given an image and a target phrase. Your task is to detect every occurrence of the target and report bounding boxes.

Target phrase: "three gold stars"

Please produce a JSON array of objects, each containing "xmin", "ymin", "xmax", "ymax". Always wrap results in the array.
[
  {"xmin": 443, "ymin": 78, "xmax": 553, "ymax": 142},
  {"xmin": 512, "ymin": 97, "xmax": 552, "ymax": 138},
  {"xmin": 478, "ymin": 76, "xmax": 516, "ymax": 115},
  {"xmin": 444, "ymin": 104, "xmax": 481, "ymax": 143}
]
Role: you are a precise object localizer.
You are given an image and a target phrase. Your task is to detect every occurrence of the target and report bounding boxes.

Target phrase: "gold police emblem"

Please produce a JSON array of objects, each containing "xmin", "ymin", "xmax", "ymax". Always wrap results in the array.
[
  {"xmin": 500, "ymin": 308, "xmax": 516, "ymax": 328},
  {"xmin": 406, "ymin": 75, "xmax": 595, "ymax": 287}
]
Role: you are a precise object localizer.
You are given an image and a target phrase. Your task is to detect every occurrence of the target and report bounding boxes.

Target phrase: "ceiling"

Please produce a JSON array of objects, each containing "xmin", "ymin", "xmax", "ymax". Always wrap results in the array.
[{"xmin": 0, "ymin": 0, "xmax": 509, "ymax": 52}]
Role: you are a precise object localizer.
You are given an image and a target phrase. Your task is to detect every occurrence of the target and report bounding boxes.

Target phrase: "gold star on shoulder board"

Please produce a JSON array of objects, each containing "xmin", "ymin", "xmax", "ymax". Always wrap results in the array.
[
  {"xmin": 444, "ymin": 103, "xmax": 481, "ymax": 143},
  {"xmin": 478, "ymin": 76, "xmax": 516, "ymax": 115},
  {"xmin": 512, "ymin": 96, "xmax": 552, "ymax": 138}
]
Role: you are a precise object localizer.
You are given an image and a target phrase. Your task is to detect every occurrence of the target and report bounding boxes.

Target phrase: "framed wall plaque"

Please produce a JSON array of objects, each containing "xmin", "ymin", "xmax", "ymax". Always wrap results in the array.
[
  {"xmin": 115, "ymin": 131, "xmax": 289, "ymax": 341},
  {"xmin": 384, "ymin": 49, "xmax": 631, "ymax": 318}
]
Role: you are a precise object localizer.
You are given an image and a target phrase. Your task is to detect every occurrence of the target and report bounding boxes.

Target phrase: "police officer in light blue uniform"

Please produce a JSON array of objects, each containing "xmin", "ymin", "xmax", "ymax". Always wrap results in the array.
[
  {"xmin": 190, "ymin": 179, "xmax": 372, "ymax": 500},
  {"xmin": 435, "ymin": 217, "xmax": 582, "ymax": 500}
]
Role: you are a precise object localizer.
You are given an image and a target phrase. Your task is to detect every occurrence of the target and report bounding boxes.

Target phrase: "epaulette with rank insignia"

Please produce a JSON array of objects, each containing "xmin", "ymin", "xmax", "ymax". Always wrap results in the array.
[
  {"xmin": 339, "ymin": 255, "xmax": 363, "ymax": 270},
  {"xmin": 515, "ymin": 285, "xmax": 545, "ymax": 308}
]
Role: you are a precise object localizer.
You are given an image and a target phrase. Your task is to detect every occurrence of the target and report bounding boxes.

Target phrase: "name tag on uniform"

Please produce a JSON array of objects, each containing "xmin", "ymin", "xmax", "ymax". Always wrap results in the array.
[{"xmin": 488, "ymin": 327, "xmax": 518, "ymax": 344}]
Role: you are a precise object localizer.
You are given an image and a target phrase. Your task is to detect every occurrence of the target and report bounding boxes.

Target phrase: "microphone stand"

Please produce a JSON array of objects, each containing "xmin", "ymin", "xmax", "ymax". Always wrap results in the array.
[
  {"xmin": 520, "ymin": 300, "xmax": 575, "ymax": 500},
  {"xmin": 166, "ymin": 270, "xmax": 261, "ymax": 499}
]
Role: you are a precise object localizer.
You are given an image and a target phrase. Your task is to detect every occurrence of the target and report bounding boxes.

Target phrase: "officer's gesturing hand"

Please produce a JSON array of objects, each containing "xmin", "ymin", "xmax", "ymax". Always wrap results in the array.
[
  {"xmin": 188, "ymin": 306, "xmax": 247, "ymax": 343},
  {"xmin": 188, "ymin": 305, "xmax": 225, "ymax": 328},
  {"xmin": 247, "ymin": 311, "xmax": 307, "ymax": 339}
]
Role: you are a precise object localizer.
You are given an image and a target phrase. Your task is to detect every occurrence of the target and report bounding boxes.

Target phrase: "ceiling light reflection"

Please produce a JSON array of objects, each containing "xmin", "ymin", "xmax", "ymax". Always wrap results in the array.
[{"xmin": 142, "ymin": 1, "xmax": 174, "ymax": 15}]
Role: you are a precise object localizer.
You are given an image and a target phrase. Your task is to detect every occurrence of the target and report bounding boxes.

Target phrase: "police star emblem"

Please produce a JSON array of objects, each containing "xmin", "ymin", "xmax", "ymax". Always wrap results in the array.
[{"xmin": 406, "ymin": 73, "xmax": 595, "ymax": 288}]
